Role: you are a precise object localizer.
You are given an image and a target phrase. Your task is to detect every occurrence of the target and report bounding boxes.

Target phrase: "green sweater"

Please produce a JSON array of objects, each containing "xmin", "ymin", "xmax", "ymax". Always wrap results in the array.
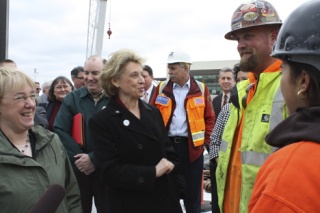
[{"xmin": 54, "ymin": 86, "xmax": 109, "ymax": 168}]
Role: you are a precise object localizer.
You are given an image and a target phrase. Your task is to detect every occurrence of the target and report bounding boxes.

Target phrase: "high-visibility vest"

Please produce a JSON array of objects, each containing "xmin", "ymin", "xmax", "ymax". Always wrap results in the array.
[
  {"xmin": 155, "ymin": 80, "xmax": 206, "ymax": 147},
  {"xmin": 216, "ymin": 71, "xmax": 287, "ymax": 213}
]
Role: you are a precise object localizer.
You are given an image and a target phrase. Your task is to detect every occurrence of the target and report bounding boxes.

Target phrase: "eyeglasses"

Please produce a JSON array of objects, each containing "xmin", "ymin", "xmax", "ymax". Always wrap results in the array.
[
  {"xmin": 36, "ymin": 88, "xmax": 41, "ymax": 91},
  {"xmin": 76, "ymin": 76, "xmax": 84, "ymax": 80},
  {"xmin": 242, "ymin": 83, "xmax": 255, "ymax": 109},
  {"xmin": 54, "ymin": 85, "xmax": 71, "ymax": 91},
  {"xmin": 2, "ymin": 94, "xmax": 37, "ymax": 102}
]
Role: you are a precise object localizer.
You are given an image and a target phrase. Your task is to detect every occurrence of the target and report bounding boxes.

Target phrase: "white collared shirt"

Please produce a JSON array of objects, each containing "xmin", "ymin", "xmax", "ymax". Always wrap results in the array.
[
  {"xmin": 221, "ymin": 92, "xmax": 230, "ymax": 108},
  {"xmin": 168, "ymin": 79, "xmax": 190, "ymax": 137},
  {"xmin": 141, "ymin": 84, "xmax": 153, "ymax": 103}
]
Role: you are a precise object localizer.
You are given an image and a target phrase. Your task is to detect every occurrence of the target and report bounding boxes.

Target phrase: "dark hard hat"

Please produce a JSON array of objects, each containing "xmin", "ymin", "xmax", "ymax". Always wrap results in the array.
[
  {"xmin": 225, "ymin": 0, "xmax": 282, "ymax": 40},
  {"xmin": 271, "ymin": 0, "xmax": 320, "ymax": 70}
]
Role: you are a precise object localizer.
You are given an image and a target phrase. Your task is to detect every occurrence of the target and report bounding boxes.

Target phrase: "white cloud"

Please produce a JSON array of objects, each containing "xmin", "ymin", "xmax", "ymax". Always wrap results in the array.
[{"xmin": 8, "ymin": 0, "xmax": 305, "ymax": 86}]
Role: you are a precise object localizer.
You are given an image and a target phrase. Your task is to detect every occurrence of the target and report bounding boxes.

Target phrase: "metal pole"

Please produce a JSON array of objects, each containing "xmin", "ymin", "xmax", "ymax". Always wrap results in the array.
[{"xmin": 0, "ymin": 0, "xmax": 9, "ymax": 61}]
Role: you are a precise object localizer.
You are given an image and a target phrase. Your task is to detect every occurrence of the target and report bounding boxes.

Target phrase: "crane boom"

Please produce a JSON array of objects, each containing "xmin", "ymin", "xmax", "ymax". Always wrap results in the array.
[{"xmin": 86, "ymin": 0, "xmax": 107, "ymax": 59}]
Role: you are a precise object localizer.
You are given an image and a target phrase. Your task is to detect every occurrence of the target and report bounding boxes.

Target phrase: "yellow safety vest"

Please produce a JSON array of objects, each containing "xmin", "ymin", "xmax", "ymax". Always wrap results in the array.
[{"xmin": 216, "ymin": 71, "xmax": 287, "ymax": 213}]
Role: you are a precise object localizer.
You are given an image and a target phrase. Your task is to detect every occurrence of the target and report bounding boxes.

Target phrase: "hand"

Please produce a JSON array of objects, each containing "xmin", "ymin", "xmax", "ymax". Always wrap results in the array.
[
  {"xmin": 74, "ymin": 153, "xmax": 95, "ymax": 175},
  {"xmin": 155, "ymin": 158, "xmax": 174, "ymax": 177}
]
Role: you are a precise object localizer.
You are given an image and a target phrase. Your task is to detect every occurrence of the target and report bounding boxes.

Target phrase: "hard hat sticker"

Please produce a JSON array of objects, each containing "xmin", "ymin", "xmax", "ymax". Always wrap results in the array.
[
  {"xmin": 232, "ymin": 12, "xmax": 242, "ymax": 23},
  {"xmin": 240, "ymin": 4, "xmax": 256, "ymax": 14},
  {"xmin": 232, "ymin": 22, "xmax": 242, "ymax": 31},
  {"xmin": 261, "ymin": 8, "xmax": 275, "ymax": 17},
  {"xmin": 244, "ymin": 12, "xmax": 259, "ymax": 22},
  {"xmin": 255, "ymin": 1, "xmax": 265, "ymax": 9}
]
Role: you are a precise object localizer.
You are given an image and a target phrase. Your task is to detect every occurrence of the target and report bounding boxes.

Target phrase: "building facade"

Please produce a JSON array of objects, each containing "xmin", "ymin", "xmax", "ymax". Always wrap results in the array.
[{"xmin": 154, "ymin": 60, "xmax": 239, "ymax": 96}]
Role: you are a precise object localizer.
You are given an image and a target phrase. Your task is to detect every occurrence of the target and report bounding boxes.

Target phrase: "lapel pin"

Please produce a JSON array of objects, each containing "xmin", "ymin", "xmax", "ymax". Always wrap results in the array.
[{"xmin": 123, "ymin": 119, "xmax": 130, "ymax": 126}]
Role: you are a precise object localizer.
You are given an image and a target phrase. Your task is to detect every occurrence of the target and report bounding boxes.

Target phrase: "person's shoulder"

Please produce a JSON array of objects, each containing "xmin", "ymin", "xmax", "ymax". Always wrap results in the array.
[
  {"xmin": 213, "ymin": 94, "xmax": 222, "ymax": 100},
  {"xmin": 142, "ymin": 100, "xmax": 158, "ymax": 112}
]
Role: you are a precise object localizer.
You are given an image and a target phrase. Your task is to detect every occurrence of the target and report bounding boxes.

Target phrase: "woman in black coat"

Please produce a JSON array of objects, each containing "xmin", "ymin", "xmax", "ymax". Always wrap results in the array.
[{"xmin": 89, "ymin": 49, "xmax": 184, "ymax": 213}]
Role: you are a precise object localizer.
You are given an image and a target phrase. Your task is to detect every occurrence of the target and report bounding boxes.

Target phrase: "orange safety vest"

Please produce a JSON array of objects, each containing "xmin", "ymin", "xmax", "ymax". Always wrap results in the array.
[{"xmin": 154, "ymin": 81, "xmax": 206, "ymax": 147}]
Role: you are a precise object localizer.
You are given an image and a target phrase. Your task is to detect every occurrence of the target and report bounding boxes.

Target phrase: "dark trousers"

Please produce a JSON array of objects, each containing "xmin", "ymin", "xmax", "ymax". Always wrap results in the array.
[
  {"xmin": 210, "ymin": 160, "xmax": 220, "ymax": 213},
  {"xmin": 170, "ymin": 137, "xmax": 203, "ymax": 213},
  {"xmin": 74, "ymin": 170, "xmax": 107, "ymax": 213}
]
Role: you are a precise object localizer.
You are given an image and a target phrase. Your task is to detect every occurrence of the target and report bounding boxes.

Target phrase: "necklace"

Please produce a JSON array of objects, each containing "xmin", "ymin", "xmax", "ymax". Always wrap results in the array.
[{"xmin": 15, "ymin": 134, "xmax": 30, "ymax": 154}]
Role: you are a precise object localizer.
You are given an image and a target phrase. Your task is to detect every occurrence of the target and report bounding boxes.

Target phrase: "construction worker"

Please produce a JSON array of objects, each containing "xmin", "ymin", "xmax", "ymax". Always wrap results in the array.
[
  {"xmin": 215, "ymin": 1, "xmax": 287, "ymax": 212},
  {"xmin": 150, "ymin": 49, "xmax": 214, "ymax": 213},
  {"xmin": 249, "ymin": 1, "xmax": 320, "ymax": 211}
]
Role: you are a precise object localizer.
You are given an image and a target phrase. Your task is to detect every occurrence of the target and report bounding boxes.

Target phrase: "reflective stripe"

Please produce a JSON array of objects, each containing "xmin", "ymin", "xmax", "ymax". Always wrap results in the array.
[
  {"xmin": 220, "ymin": 140, "xmax": 228, "ymax": 152},
  {"xmin": 158, "ymin": 81, "xmax": 168, "ymax": 94},
  {"xmin": 197, "ymin": 82, "xmax": 204, "ymax": 95},
  {"xmin": 241, "ymin": 151, "xmax": 270, "ymax": 166},
  {"xmin": 191, "ymin": 131, "xmax": 204, "ymax": 142},
  {"xmin": 269, "ymin": 86, "xmax": 284, "ymax": 132}
]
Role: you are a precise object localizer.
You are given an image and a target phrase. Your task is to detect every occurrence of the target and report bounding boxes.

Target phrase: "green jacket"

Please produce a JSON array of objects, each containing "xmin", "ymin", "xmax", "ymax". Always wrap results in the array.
[
  {"xmin": 54, "ymin": 87, "xmax": 109, "ymax": 169},
  {"xmin": 217, "ymin": 70, "xmax": 287, "ymax": 213},
  {"xmin": 0, "ymin": 125, "xmax": 81, "ymax": 213}
]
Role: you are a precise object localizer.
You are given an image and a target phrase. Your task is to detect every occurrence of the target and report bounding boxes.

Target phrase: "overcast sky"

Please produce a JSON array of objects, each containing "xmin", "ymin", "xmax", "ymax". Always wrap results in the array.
[{"xmin": 8, "ymin": 0, "xmax": 305, "ymax": 86}]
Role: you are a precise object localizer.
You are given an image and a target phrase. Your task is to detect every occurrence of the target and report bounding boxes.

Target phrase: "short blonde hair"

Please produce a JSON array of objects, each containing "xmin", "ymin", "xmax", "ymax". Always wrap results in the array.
[
  {"xmin": 100, "ymin": 49, "xmax": 145, "ymax": 96},
  {"xmin": 0, "ymin": 67, "xmax": 35, "ymax": 98}
]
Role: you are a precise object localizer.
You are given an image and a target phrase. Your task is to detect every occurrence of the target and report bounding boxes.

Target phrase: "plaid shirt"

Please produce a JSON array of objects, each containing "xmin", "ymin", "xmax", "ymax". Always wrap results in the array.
[{"xmin": 209, "ymin": 103, "xmax": 231, "ymax": 160}]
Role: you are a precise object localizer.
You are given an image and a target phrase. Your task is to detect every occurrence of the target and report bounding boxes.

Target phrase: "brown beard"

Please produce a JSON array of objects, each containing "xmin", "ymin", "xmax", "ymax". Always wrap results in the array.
[{"xmin": 239, "ymin": 54, "xmax": 259, "ymax": 72}]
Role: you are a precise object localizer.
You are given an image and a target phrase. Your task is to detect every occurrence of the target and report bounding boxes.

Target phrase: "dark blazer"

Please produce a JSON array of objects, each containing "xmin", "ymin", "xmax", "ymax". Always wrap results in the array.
[
  {"xmin": 34, "ymin": 106, "xmax": 48, "ymax": 128},
  {"xmin": 89, "ymin": 97, "xmax": 184, "ymax": 213},
  {"xmin": 212, "ymin": 91, "xmax": 233, "ymax": 120},
  {"xmin": 148, "ymin": 85, "xmax": 156, "ymax": 104}
]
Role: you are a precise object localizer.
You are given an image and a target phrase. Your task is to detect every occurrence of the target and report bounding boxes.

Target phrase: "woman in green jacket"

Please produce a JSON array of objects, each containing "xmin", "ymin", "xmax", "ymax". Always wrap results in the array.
[{"xmin": 0, "ymin": 67, "xmax": 82, "ymax": 213}]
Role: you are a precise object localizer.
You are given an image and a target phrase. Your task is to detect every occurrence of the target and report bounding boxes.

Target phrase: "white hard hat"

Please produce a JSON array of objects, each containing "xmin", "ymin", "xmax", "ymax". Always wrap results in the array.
[{"xmin": 167, "ymin": 49, "xmax": 192, "ymax": 64}]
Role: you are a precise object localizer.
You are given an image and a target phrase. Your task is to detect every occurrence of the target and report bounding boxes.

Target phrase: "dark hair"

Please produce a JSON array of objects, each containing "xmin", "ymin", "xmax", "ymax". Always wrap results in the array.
[
  {"xmin": 70, "ymin": 66, "xmax": 84, "ymax": 78},
  {"xmin": 233, "ymin": 63, "xmax": 240, "ymax": 79},
  {"xmin": 48, "ymin": 76, "xmax": 74, "ymax": 101},
  {"xmin": 143, "ymin": 65, "xmax": 153, "ymax": 77},
  {"xmin": 219, "ymin": 67, "xmax": 234, "ymax": 79},
  {"xmin": 287, "ymin": 60, "xmax": 320, "ymax": 106},
  {"xmin": 0, "ymin": 59, "xmax": 16, "ymax": 67}
]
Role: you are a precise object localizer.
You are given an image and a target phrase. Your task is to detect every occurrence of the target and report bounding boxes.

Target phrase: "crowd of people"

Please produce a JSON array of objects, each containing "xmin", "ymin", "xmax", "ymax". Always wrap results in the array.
[{"xmin": 1, "ymin": 0, "xmax": 320, "ymax": 212}]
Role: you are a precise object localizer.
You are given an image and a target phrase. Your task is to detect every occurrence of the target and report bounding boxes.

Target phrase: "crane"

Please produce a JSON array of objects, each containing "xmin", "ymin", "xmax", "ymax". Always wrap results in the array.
[{"xmin": 86, "ymin": 0, "xmax": 108, "ymax": 59}]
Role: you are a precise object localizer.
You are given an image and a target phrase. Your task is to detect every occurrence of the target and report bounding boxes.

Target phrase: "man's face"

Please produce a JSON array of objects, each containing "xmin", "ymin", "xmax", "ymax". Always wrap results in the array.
[
  {"xmin": 218, "ymin": 71, "xmax": 235, "ymax": 93},
  {"xmin": 236, "ymin": 71, "xmax": 248, "ymax": 83},
  {"xmin": 35, "ymin": 83, "xmax": 41, "ymax": 94},
  {"xmin": 72, "ymin": 71, "xmax": 85, "ymax": 89},
  {"xmin": 142, "ymin": 71, "xmax": 153, "ymax": 91},
  {"xmin": 84, "ymin": 58, "xmax": 103, "ymax": 94},
  {"xmin": 167, "ymin": 63, "xmax": 189, "ymax": 87},
  {"xmin": 234, "ymin": 27, "xmax": 275, "ymax": 74}
]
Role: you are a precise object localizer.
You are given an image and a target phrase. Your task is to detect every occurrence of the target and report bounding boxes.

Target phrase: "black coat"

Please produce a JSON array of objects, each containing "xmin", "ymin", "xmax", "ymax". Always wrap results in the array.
[
  {"xmin": 147, "ymin": 85, "xmax": 156, "ymax": 104},
  {"xmin": 212, "ymin": 88, "xmax": 237, "ymax": 120},
  {"xmin": 89, "ymin": 97, "xmax": 184, "ymax": 213}
]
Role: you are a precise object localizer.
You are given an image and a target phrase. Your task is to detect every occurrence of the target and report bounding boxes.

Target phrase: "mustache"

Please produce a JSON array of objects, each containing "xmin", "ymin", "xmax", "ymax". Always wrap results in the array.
[{"xmin": 239, "ymin": 48, "xmax": 253, "ymax": 56}]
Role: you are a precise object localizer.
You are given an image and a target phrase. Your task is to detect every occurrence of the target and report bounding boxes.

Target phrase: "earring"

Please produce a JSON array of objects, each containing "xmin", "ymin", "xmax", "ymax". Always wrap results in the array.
[{"xmin": 297, "ymin": 90, "xmax": 307, "ymax": 99}]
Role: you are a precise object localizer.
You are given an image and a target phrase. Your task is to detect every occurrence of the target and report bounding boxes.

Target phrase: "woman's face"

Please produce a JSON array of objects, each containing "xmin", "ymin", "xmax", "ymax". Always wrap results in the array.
[
  {"xmin": 280, "ymin": 61, "xmax": 303, "ymax": 115},
  {"xmin": 112, "ymin": 62, "xmax": 145, "ymax": 100},
  {"xmin": 53, "ymin": 80, "xmax": 72, "ymax": 101},
  {"xmin": 0, "ymin": 85, "xmax": 36, "ymax": 133}
]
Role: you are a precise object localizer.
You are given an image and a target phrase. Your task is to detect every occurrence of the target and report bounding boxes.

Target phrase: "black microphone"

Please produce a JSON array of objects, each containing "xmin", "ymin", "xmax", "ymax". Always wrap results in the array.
[{"xmin": 29, "ymin": 184, "xmax": 66, "ymax": 213}]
